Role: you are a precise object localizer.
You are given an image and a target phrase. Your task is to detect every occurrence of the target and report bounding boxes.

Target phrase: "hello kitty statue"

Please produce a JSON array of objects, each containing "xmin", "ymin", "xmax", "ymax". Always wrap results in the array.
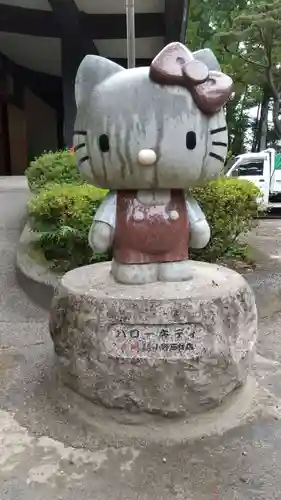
[
  {"xmin": 50, "ymin": 43, "xmax": 257, "ymax": 416},
  {"xmin": 73, "ymin": 42, "xmax": 233, "ymax": 285}
]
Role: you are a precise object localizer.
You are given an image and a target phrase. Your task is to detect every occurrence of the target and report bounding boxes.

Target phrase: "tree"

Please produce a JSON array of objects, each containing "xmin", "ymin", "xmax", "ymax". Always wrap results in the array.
[
  {"xmin": 217, "ymin": 0, "xmax": 281, "ymax": 141},
  {"xmin": 187, "ymin": 0, "xmax": 256, "ymax": 155}
]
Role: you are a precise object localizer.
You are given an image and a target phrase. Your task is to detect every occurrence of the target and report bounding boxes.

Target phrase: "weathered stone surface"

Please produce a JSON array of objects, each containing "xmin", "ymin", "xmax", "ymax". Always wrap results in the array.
[{"xmin": 49, "ymin": 261, "xmax": 258, "ymax": 417}]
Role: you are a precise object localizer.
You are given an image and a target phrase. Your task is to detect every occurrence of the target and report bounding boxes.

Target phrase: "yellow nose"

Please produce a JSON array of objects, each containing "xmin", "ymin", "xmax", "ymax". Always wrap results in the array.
[{"xmin": 137, "ymin": 149, "xmax": 157, "ymax": 166}]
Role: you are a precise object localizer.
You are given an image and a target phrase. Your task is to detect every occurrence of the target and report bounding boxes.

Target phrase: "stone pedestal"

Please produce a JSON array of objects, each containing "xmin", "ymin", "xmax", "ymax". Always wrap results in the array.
[{"xmin": 49, "ymin": 261, "xmax": 257, "ymax": 417}]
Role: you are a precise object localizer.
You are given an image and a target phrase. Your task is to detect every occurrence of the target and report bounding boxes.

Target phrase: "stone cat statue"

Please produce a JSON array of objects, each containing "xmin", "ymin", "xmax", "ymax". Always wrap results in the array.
[{"xmin": 73, "ymin": 42, "xmax": 233, "ymax": 285}]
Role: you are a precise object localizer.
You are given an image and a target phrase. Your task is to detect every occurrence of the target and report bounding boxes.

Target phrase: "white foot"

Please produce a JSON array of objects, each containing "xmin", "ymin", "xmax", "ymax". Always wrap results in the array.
[
  {"xmin": 158, "ymin": 260, "xmax": 193, "ymax": 282},
  {"xmin": 111, "ymin": 259, "xmax": 158, "ymax": 285}
]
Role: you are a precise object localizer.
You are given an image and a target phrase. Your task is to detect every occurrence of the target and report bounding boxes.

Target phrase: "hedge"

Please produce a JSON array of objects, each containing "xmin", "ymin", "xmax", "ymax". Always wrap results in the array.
[
  {"xmin": 191, "ymin": 178, "xmax": 260, "ymax": 261},
  {"xmin": 28, "ymin": 178, "xmax": 260, "ymax": 271},
  {"xmin": 28, "ymin": 183, "xmax": 108, "ymax": 271},
  {"xmin": 25, "ymin": 150, "xmax": 83, "ymax": 193}
]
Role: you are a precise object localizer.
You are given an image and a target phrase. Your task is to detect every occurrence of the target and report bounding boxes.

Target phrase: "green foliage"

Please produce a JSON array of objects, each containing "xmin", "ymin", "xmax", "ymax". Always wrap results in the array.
[
  {"xmin": 187, "ymin": 0, "xmax": 281, "ymax": 150},
  {"xmin": 216, "ymin": 0, "xmax": 281, "ymax": 140},
  {"xmin": 187, "ymin": 0, "xmax": 259, "ymax": 153},
  {"xmin": 190, "ymin": 178, "xmax": 260, "ymax": 261},
  {"xmin": 28, "ymin": 178, "xmax": 259, "ymax": 271},
  {"xmin": 25, "ymin": 150, "xmax": 83, "ymax": 192},
  {"xmin": 28, "ymin": 183, "xmax": 108, "ymax": 272}
]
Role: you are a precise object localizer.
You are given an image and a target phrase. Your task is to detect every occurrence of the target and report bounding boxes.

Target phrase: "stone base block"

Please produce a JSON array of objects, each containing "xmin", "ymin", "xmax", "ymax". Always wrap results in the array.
[{"xmin": 49, "ymin": 261, "xmax": 258, "ymax": 417}]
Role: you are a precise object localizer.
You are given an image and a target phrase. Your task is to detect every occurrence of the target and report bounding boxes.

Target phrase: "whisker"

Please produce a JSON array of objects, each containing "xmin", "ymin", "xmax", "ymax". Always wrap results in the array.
[
  {"xmin": 210, "ymin": 126, "xmax": 227, "ymax": 135},
  {"xmin": 78, "ymin": 155, "xmax": 90, "ymax": 164},
  {"xmin": 209, "ymin": 152, "xmax": 225, "ymax": 163},
  {"xmin": 212, "ymin": 141, "xmax": 227, "ymax": 147},
  {"xmin": 74, "ymin": 143, "xmax": 86, "ymax": 152},
  {"xmin": 73, "ymin": 130, "xmax": 87, "ymax": 136}
]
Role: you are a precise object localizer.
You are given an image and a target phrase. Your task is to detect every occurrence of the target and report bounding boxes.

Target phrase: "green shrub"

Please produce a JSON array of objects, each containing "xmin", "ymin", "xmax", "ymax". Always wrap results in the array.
[
  {"xmin": 28, "ymin": 177, "xmax": 260, "ymax": 272},
  {"xmin": 190, "ymin": 178, "xmax": 260, "ymax": 261},
  {"xmin": 26, "ymin": 150, "xmax": 83, "ymax": 192},
  {"xmin": 28, "ymin": 183, "xmax": 108, "ymax": 272}
]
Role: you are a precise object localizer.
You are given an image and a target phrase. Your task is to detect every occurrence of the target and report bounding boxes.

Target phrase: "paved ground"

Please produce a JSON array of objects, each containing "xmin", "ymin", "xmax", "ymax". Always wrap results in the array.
[
  {"xmin": 244, "ymin": 216, "xmax": 281, "ymax": 318},
  {"xmin": 247, "ymin": 217, "xmax": 281, "ymax": 268},
  {"xmin": 2, "ymin": 183, "xmax": 281, "ymax": 499}
]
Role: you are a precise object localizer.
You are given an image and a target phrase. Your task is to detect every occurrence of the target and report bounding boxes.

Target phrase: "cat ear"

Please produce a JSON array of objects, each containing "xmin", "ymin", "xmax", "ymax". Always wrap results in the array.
[
  {"xmin": 193, "ymin": 48, "xmax": 221, "ymax": 72},
  {"xmin": 75, "ymin": 55, "xmax": 125, "ymax": 107}
]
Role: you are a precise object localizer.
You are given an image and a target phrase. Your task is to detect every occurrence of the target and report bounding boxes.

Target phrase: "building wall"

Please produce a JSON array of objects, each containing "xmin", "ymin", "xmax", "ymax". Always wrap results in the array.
[
  {"xmin": 0, "ymin": 72, "xmax": 59, "ymax": 175},
  {"xmin": 0, "ymin": 103, "xmax": 7, "ymax": 175},
  {"xmin": 7, "ymin": 103, "xmax": 27, "ymax": 175},
  {"xmin": 25, "ymin": 89, "xmax": 58, "ymax": 161}
]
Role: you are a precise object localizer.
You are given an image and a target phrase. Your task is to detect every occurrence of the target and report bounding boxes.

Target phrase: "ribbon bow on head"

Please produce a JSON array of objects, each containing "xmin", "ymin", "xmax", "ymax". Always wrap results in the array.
[{"xmin": 149, "ymin": 42, "xmax": 234, "ymax": 115}]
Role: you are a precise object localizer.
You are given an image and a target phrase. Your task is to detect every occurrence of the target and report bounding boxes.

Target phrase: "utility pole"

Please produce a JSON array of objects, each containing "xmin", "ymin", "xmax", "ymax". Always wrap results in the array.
[
  {"xmin": 126, "ymin": 0, "xmax": 136, "ymax": 68},
  {"xmin": 181, "ymin": 0, "xmax": 191, "ymax": 43}
]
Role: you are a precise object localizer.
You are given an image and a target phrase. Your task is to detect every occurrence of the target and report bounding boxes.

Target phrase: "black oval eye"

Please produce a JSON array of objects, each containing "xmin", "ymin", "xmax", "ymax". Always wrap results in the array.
[
  {"xmin": 99, "ymin": 134, "xmax": 110, "ymax": 153},
  {"xmin": 186, "ymin": 131, "xmax": 196, "ymax": 150}
]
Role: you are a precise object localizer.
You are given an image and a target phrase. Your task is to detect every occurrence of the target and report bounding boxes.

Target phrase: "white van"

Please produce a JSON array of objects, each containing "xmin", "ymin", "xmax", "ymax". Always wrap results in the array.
[{"xmin": 225, "ymin": 148, "xmax": 281, "ymax": 210}]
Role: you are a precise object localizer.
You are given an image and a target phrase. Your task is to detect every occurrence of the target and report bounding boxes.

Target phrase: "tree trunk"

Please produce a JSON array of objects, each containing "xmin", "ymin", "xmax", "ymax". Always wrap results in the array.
[
  {"xmin": 251, "ymin": 102, "xmax": 260, "ymax": 152},
  {"xmin": 267, "ymin": 68, "xmax": 281, "ymax": 139},
  {"xmin": 228, "ymin": 88, "xmax": 247, "ymax": 155},
  {"xmin": 272, "ymin": 95, "xmax": 281, "ymax": 139},
  {"xmin": 258, "ymin": 88, "xmax": 269, "ymax": 151}
]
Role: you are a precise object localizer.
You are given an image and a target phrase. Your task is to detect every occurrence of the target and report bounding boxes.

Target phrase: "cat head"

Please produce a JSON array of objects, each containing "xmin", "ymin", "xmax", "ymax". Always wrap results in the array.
[{"xmin": 73, "ymin": 42, "xmax": 233, "ymax": 190}]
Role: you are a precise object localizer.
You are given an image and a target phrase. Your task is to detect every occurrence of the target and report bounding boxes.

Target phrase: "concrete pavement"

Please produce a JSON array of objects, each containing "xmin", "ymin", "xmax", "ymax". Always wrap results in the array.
[{"xmin": 2, "ymin": 181, "xmax": 281, "ymax": 499}]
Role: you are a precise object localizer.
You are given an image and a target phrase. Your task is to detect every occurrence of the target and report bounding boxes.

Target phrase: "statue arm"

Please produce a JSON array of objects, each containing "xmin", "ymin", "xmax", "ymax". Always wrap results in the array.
[
  {"xmin": 185, "ymin": 195, "xmax": 210, "ymax": 249},
  {"xmin": 88, "ymin": 191, "xmax": 116, "ymax": 253}
]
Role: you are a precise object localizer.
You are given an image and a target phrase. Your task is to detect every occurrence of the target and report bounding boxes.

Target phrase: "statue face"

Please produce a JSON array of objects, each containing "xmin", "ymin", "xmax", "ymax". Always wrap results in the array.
[{"xmin": 74, "ymin": 44, "xmax": 232, "ymax": 190}]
